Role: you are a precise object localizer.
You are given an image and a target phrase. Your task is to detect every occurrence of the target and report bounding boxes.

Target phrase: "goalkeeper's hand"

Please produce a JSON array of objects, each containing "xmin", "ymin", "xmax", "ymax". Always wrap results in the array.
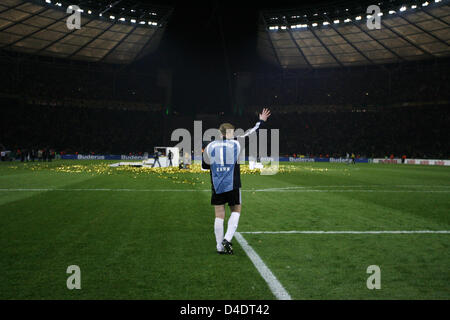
[{"xmin": 259, "ymin": 108, "xmax": 271, "ymax": 122}]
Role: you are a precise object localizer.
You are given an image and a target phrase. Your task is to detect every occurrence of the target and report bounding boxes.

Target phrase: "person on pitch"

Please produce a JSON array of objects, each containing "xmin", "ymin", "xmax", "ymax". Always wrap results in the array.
[
  {"xmin": 168, "ymin": 150, "xmax": 173, "ymax": 167},
  {"xmin": 202, "ymin": 108, "xmax": 271, "ymax": 254},
  {"xmin": 152, "ymin": 150, "xmax": 161, "ymax": 168}
]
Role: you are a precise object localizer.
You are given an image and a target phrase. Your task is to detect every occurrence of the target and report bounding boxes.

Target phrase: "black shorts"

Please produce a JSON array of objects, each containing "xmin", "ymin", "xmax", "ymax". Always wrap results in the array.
[{"xmin": 211, "ymin": 188, "xmax": 241, "ymax": 206}]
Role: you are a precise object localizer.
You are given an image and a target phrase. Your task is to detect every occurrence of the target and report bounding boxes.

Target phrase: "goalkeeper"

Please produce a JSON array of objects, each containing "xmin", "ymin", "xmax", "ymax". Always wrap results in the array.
[{"xmin": 202, "ymin": 108, "xmax": 271, "ymax": 254}]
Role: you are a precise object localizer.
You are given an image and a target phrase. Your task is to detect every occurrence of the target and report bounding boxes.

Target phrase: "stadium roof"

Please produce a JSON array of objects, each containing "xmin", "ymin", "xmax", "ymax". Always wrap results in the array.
[
  {"xmin": 0, "ymin": 0, "xmax": 172, "ymax": 64},
  {"xmin": 258, "ymin": 0, "xmax": 450, "ymax": 68}
]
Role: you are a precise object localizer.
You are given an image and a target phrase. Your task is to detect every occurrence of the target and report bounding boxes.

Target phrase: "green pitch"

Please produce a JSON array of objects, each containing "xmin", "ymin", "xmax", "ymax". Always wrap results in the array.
[{"xmin": 0, "ymin": 160, "xmax": 448, "ymax": 299}]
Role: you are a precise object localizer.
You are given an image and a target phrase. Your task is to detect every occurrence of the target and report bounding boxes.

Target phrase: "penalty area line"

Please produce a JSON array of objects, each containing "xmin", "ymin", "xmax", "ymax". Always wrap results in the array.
[{"xmin": 234, "ymin": 232, "xmax": 292, "ymax": 300}]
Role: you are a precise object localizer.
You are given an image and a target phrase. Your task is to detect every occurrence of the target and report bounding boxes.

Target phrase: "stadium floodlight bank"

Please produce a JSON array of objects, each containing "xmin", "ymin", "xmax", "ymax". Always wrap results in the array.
[
  {"xmin": 0, "ymin": 0, "xmax": 173, "ymax": 64},
  {"xmin": 259, "ymin": 0, "xmax": 450, "ymax": 68},
  {"xmin": 36, "ymin": 0, "xmax": 172, "ymax": 26}
]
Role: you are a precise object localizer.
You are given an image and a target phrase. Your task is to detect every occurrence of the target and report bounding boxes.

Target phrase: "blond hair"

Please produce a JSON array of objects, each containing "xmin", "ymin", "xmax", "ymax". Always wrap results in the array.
[{"xmin": 219, "ymin": 123, "xmax": 235, "ymax": 137}]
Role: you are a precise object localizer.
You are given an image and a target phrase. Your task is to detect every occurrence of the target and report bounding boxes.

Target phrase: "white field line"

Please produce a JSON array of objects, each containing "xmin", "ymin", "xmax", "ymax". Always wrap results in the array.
[
  {"xmin": 249, "ymin": 189, "xmax": 450, "ymax": 193},
  {"xmin": 301, "ymin": 185, "xmax": 450, "ymax": 188},
  {"xmin": 239, "ymin": 230, "xmax": 450, "ymax": 235},
  {"xmin": 234, "ymin": 232, "xmax": 292, "ymax": 300},
  {"xmin": 0, "ymin": 188, "xmax": 209, "ymax": 192},
  {"xmin": 303, "ymin": 185, "xmax": 450, "ymax": 188},
  {"xmin": 0, "ymin": 187, "xmax": 449, "ymax": 193}
]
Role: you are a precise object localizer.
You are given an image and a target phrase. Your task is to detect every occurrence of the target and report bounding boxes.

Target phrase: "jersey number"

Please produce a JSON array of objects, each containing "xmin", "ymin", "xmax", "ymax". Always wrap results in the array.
[{"xmin": 219, "ymin": 148, "xmax": 224, "ymax": 165}]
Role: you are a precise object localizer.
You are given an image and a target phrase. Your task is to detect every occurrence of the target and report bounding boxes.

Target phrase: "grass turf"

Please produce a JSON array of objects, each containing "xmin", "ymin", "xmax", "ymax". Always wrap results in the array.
[{"xmin": 0, "ymin": 160, "xmax": 448, "ymax": 299}]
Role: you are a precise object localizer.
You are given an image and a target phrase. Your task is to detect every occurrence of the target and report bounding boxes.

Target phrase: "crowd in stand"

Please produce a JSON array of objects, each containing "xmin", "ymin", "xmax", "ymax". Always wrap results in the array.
[
  {"xmin": 0, "ymin": 100, "xmax": 164, "ymax": 156},
  {"xmin": 1, "ymin": 98, "xmax": 448, "ymax": 159},
  {"xmin": 248, "ymin": 61, "xmax": 450, "ymax": 107},
  {"xmin": 1, "ymin": 58, "xmax": 449, "ymax": 160},
  {"xmin": 261, "ymin": 106, "xmax": 449, "ymax": 159},
  {"xmin": 2, "ymin": 148, "xmax": 55, "ymax": 162},
  {"xmin": 0, "ymin": 58, "xmax": 164, "ymax": 111}
]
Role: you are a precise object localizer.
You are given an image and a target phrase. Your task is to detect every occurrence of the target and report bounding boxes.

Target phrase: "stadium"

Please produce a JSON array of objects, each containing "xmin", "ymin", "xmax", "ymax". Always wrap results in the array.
[{"xmin": 0, "ymin": 0, "xmax": 449, "ymax": 306}]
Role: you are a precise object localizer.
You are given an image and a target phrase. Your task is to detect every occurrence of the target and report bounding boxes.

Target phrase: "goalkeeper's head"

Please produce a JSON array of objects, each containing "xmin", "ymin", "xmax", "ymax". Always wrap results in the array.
[{"xmin": 219, "ymin": 123, "xmax": 235, "ymax": 139}]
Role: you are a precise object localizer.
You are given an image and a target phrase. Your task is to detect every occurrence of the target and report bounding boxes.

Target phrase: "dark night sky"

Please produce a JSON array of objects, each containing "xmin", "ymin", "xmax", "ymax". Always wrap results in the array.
[{"xmin": 138, "ymin": 0, "xmax": 331, "ymax": 114}]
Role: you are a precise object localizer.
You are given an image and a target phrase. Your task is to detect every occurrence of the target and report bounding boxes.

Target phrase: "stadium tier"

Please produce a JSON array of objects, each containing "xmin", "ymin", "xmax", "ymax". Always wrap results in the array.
[
  {"xmin": 259, "ymin": 0, "xmax": 450, "ymax": 68},
  {"xmin": 1, "ymin": 96, "xmax": 448, "ymax": 158},
  {"xmin": 0, "ymin": 0, "xmax": 172, "ymax": 63}
]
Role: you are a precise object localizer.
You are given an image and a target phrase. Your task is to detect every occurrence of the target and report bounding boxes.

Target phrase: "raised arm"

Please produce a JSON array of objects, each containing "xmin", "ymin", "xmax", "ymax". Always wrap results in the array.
[{"xmin": 237, "ymin": 108, "xmax": 271, "ymax": 138}]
